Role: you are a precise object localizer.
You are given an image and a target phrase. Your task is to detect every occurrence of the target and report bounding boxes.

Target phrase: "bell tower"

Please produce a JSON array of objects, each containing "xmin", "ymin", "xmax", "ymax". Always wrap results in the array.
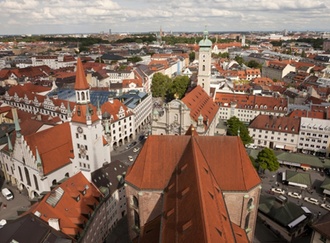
[{"xmin": 197, "ymin": 29, "xmax": 212, "ymax": 96}]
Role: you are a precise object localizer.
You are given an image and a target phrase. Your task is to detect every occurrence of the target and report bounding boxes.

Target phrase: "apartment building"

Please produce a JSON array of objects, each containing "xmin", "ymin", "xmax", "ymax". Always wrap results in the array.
[{"xmin": 249, "ymin": 115, "xmax": 300, "ymax": 151}]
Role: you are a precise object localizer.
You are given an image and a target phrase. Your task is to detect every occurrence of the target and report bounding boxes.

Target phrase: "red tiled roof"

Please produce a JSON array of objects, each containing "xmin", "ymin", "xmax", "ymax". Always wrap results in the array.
[
  {"xmin": 29, "ymin": 172, "xmax": 102, "ymax": 238},
  {"xmin": 24, "ymin": 122, "xmax": 73, "ymax": 175},
  {"xmin": 182, "ymin": 85, "xmax": 219, "ymax": 130},
  {"xmin": 126, "ymin": 135, "xmax": 260, "ymax": 191},
  {"xmin": 249, "ymin": 115, "xmax": 300, "ymax": 134},
  {"xmin": 74, "ymin": 57, "xmax": 89, "ymax": 90},
  {"xmin": 100, "ymin": 99, "xmax": 132, "ymax": 122}
]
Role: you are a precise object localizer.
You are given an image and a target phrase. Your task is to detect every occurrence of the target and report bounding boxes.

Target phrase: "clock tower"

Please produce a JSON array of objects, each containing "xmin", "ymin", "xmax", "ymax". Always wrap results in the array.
[
  {"xmin": 69, "ymin": 57, "xmax": 111, "ymax": 180},
  {"xmin": 197, "ymin": 29, "xmax": 212, "ymax": 96}
]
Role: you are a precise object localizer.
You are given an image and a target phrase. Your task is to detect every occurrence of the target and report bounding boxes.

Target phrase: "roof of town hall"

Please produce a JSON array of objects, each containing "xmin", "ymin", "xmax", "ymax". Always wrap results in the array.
[{"xmin": 125, "ymin": 134, "xmax": 261, "ymax": 192}]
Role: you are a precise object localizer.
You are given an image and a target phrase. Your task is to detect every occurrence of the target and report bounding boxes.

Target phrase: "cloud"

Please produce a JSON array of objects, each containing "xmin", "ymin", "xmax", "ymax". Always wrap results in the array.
[{"xmin": 0, "ymin": 0, "xmax": 329, "ymax": 34}]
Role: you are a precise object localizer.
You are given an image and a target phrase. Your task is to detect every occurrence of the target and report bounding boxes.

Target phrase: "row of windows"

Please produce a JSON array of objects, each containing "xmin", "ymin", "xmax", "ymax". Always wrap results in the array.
[
  {"xmin": 300, "ymin": 138, "xmax": 327, "ymax": 143},
  {"xmin": 298, "ymin": 143, "xmax": 326, "ymax": 149},
  {"xmin": 301, "ymin": 132, "xmax": 329, "ymax": 138},
  {"xmin": 253, "ymin": 134, "xmax": 295, "ymax": 142}
]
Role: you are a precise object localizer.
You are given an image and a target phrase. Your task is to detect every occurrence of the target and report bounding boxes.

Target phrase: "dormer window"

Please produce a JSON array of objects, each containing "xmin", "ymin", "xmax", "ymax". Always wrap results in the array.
[
  {"xmin": 76, "ymin": 195, "xmax": 80, "ymax": 202},
  {"xmin": 278, "ymin": 125, "xmax": 281, "ymax": 130}
]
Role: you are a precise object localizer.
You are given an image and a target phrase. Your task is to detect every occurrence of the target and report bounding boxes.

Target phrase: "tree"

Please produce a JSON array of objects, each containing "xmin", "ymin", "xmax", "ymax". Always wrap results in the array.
[
  {"xmin": 189, "ymin": 52, "xmax": 195, "ymax": 63},
  {"xmin": 226, "ymin": 116, "xmax": 253, "ymax": 145},
  {"xmin": 234, "ymin": 55, "xmax": 244, "ymax": 65},
  {"xmin": 256, "ymin": 148, "xmax": 279, "ymax": 173},
  {"xmin": 247, "ymin": 60, "xmax": 262, "ymax": 69},
  {"xmin": 168, "ymin": 76, "xmax": 190, "ymax": 100},
  {"xmin": 151, "ymin": 73, "xmax": 171, "ymax": 98}
]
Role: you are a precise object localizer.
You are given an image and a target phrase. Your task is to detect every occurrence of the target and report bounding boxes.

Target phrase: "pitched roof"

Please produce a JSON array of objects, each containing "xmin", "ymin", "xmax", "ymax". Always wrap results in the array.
[
  {"xmin": 249, "ymin": 115, "xmax": 300, "ymax": 134},
  {"xmin": 312, "ymin": 213, "xmax": 330, "ymax": 239},
  {"xmin": 126, "ymin": 135, "xmax": 260, "ymax": 192},
  {"xmin": 71, "ymin": 104, "xmax": 99, "ymax": 124},
  {"xmin": 24, "ymin": 122, "xmax": 73, "ymax": 175},
  {"xmin": 0, "ymin": 213, "xmax": 73, "ymax": 243},
  {"xmin": 29, "ymin": 172, "xmax": 102, "ymax": 239},
  {"xmin": 182, "ymin": 85, "xmax": 219, "ymax": 130},
  {"xmin": 74, "ymin": 57, "xmax": 89, "ymax": 90},
  {"xmin": 160, "ymin": 138, "xmax": 245, "ymax": 242}
]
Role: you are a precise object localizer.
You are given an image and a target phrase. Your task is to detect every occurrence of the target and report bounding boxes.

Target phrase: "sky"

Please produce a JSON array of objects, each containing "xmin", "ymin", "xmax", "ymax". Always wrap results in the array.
[{"xmin": 0, "ymin": 0, "xmax": 329, "ymax": 35}]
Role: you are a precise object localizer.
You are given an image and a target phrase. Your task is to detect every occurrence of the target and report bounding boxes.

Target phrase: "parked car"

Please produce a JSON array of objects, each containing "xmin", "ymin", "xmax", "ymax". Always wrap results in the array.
[
  {"xmin": 288, "ymin": 192, "xmax": 302, "ymax": 199},
  {"xmin": 321, "ymin": 203, "xmax": 330, "ymax": 211},
  {"xmin": 271, "ymin": 188, "xmax": 285, "ymax": 195},
  {"xmin": 245, "ymin": 144, "xmax": 257, "ymax": 149},
  {"xmin": 133, "ymin": 147, "xmax": 140, "ymax": 153},
  {"xmin": 1, "ymin": 188, "xmax": 13, "ymax": 201},
  {"xmin": 128, "ymin": 156, "xmax": 134, "ymax": 162},
  {"xmin": 0, "ymin": 219, "xmax": 7, "ymax": 229},
  {"xmin": 304, "ymin": 197, "xmax": 319, "ymax": 205}
]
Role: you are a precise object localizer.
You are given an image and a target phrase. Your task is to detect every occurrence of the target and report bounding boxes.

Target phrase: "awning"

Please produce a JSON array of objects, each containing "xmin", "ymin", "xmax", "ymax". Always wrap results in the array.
[
  {"xmin": 301, "ymin": 206, "xmax": 312, "ymax": 214},
  {"xmin": 288, "ymin": 215, "xmax": 307, "ymax": 228},
  {"xmin": 275, "ymin": 144, "xmax": 285, "ymax": 149},
  {"xmin": 323, "ymin": 189, "xmax": 330, "ymax": 195},
  {"xmin": 301, "ymin": 164, "xmax": 311, "ymax": 169},
  {"xmin": 284, "ymin": 145, "xmax": 295, "ymax": 151},
  {"xmin": 288, "ymin": 182, "xmax": 308, "ymax": 188}
]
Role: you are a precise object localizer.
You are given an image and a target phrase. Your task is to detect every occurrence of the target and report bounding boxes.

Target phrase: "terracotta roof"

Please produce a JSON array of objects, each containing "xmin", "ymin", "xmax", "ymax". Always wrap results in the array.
[
  {"xmin": 249, "ymin": 115, "xmax": 300, "ymax": 134},
  {"xmin": 215, "ymin": 93, "xmax": 288, "ymax": 112},
  {"xmin": 312, "ymin": 209, "xmax": 330, "ymax": 239},
  {"xmin": 160, "ymin": 138, "xmax": 245, "ymax": 242},
  {"xmin": 126, "ymin": 135, "xmax": 260, "ymax": 192},
  {"xmin": 74, "ymin": 57, "xmax": 89, "ymax": 90},
  {"xmin": 182, "ymin": 85, "xmax": 219, "ymax": 130},
  {"xmin": 71, "ymin": 104, "xmax": 99, "ymax": 124},
  {"xmin": 100, "ymin": 99, "xmax": 132, "ymax": 122},
  {"xmin": 29, "ymin": 172, "xmax": 102, "ymax": 238},
  {"xmin": 288, "ymin": 109, "xmax": 325, "ymax": 119},
  {"xmin": 24, "ymin": 122, "xmax": 73, "ymax": 175}
]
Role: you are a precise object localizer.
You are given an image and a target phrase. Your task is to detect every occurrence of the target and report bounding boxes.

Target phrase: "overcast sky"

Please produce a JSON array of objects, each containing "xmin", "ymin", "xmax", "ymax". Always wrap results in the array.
[{"xmin": 0, "ymin": 0, "xmax": 329, "ymax": 35}]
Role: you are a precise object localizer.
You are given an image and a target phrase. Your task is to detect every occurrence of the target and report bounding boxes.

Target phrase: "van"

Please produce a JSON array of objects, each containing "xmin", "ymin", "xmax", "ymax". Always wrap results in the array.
[{"xmin": 1, "ymin": 188, "xmax": 13, "ymax": 201}]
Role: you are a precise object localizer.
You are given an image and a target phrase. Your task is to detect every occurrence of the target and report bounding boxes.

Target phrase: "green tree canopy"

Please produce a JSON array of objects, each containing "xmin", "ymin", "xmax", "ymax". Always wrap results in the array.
[
  {"xmin": 151, "ymin": 73, "xmax": 190, "ymax": 100},
  {"xmin": 151, "ymin": 73, "xmax": 171, "ymax": 98},
  {"xmin": 256, "ymin": 148, "xmax": 279, "ymax": 173},
  {"xmin": 246, "ymin": 60, "xmax": 262, "ymax": 69},
  {"xmin": 189, "ymin": 52, "xmax": 195, "ymax": 63},
  {"xmin": 234, "ymin": 55, "xmax": 244, "ymax": 65},
  {"xmin": 168, "ymin": 76, "xmax": 190, "ymax": 100},
  {"xmin": 226, "ymin": 116, "xmax": 253, "ymax": 145}
]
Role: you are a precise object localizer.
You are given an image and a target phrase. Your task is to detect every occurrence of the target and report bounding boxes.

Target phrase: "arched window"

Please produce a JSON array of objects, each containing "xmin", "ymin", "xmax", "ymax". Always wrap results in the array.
[
  {"xmin": 245, "ymin": 212, "xmax": 251, "ymax": 229},
  {"xmin": 202, "ymin": 65, "xmax": 205, "ymax": 71},
  {"xmin": 65, "ymin": 172, "xmax": 69, "ymax": 178},
  {"xmin": 133, "ymin": 195, "xmax": 139, "ymax": 208},
  {"xmin": 33, "ymin": 174, "xmax": 39, "ymax": 191},
  {"xmin": 247, "ymin": 198, "xmax": 253, "ymax": 209},
  {"xmin": 134, "ymin": 210, "xmax": 140, "ymax": 229},
  {"xmin": 52, "ymin": 179, "xmax": 57, "ymax": 185},
  {"xmin": 81, "ymin": 92, "xmax": 85, "ymax": 101},
  {"xmin": 24, "ymin": 167, "xmax": 31, "ymax": 186},
  {"xmin": 18, "ymin": 167, "xmax": 23, "ymax": 181}
]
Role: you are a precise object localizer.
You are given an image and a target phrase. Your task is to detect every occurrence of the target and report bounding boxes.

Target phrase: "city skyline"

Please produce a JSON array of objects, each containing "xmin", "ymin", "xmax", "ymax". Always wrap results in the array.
[{"xmin": 1, "ymin": 0, "xmax": 330, "ymax": 35}]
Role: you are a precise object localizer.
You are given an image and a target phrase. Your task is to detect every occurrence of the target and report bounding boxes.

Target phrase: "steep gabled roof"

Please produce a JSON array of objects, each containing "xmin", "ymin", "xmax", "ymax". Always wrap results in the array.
[
  {"xmin": 160, "ymin": 138, "xmax": 244, "ymax": 242},
  {"xmin": 29, "ymin": 172, "xmax": 102, "ymax": 239},
  {"xmin": 182, "ymin": 85, "xmax": 219, "ymax": 130},
  {"xmin": 74, "ymin": 57, "xmax": 89, "ymax": 90},
  {"xmin": 126, "ymin": 135, "xmax": 260, "ymax": 192},
  {"xmin": 24, "ymin": 122, "xmax": 73, "ymax": 175}
]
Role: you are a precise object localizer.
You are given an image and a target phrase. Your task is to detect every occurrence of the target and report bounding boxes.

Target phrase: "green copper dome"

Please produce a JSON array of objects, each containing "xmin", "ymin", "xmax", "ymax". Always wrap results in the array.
[{"xmin": 199, "ymin": 30, "xmax": 212, "ymax": 47}]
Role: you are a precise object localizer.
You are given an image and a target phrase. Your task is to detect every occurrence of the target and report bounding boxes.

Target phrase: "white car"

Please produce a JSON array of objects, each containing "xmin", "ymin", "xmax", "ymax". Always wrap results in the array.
[
  {"xmin": 271, "ymin": 188, "xmax": 285, "ymax": 195},
  {"xmin": 321, "ymin": 203, "xmax": 330, "ymax": 211},
  {"xmin": 128, "ymin": 156, "xmax": 134, "ymax": 162},
  {"xmin": 304, "ymin": 197, "xmax": 319, "ymax": 205},
  {"xmin": 288, "ymin": 192, "xmax": 302, "ymax": 199},
  {"xmin": 133, "ymin": 147, "xmax": 140, "ymax": 153}
]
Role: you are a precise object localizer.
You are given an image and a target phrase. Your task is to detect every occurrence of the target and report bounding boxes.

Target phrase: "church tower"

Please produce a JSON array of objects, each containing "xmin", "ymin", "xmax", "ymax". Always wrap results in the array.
[
  {"xmin": 69, "ymin": 58, "xmax": 111, "ymax": 180},
  {"xmin": 197, "ymin": 29, "xmax": 212, "ymax": 96}
]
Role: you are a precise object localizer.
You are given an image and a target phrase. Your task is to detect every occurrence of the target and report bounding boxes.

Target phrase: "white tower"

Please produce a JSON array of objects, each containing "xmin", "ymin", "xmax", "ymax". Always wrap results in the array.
[
  {"xmin": 197, "ymin": 29, "xmax": 212, "ymax": 96},
  {"xmin": 70, "ymin": 58, "xmax": 111, "ymax": 180}
]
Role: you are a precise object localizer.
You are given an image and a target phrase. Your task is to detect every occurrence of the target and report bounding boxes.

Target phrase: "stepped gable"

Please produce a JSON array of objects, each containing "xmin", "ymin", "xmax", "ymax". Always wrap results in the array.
[{"xmin": 24, "ymin": 122, "xmax": 73, "ymax": 175}]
